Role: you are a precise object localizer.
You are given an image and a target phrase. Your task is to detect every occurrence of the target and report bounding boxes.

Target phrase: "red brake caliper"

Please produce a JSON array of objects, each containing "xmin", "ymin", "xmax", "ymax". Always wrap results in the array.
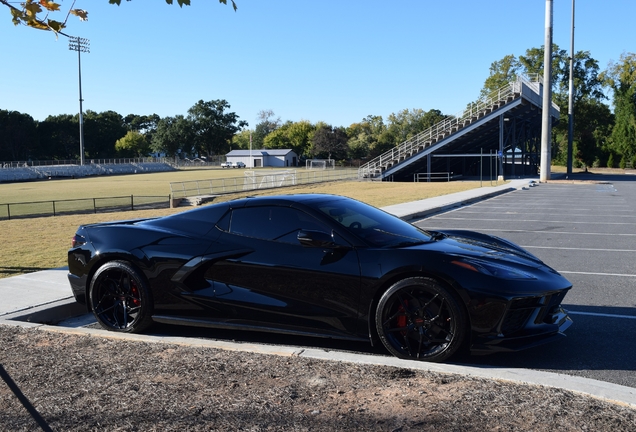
[
  {"xmin": 397, "ymin": 301, "xmax": 408, "ymax": 334},
  {"xmin": 130, "ymin": 283, "xmax": 141, "ymax": 307}
]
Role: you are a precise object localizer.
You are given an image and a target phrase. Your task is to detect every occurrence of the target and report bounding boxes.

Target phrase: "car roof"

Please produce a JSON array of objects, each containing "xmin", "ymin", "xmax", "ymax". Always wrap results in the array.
[{"xmin": 232, "ymin": 193, "xmax": 349, "ymax": 207}]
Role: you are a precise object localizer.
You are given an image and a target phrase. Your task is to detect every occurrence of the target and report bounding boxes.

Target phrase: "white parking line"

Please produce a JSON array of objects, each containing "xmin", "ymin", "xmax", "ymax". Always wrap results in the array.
[
  {"xmin": 522, "ymin": 246, "xmax": 636, "ymax": 253},
  {"xmin": 434, "ymin": 217, "xmax": 636, "ymax": 226},
  {"xmin": 420, "ymin": 227, "xmax": 636, "ymax": 237},
  {"xmin": 558, "ymin": 270, "xmax": 636, "ymax": 277},
  {"xmin": 568, "ymin": 311, "xmax": 636, "ymax": 320}
]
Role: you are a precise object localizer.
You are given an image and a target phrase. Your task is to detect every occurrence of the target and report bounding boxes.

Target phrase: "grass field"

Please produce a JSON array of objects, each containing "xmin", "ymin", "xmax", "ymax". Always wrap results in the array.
[
  {"xmin": 0, "ymin": 167, "xmax": 298, "ymax": 203},
  {"xmin": 0, "ymin": 168, "xmax": 503, "ymax": 279}
]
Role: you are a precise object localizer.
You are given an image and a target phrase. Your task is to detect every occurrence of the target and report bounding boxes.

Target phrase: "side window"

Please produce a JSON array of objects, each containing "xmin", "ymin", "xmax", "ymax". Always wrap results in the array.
[{"xmin": 226, "ymin": 206, "xmax": 331, "ymax": 244}]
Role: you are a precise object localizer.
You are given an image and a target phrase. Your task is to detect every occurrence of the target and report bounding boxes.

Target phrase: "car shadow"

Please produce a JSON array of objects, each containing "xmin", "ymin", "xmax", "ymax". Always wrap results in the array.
[
  {"xmin": 144, "ymin": 303, "xmax": 636, "ymax": 377},
  {"xmin": 451, "ymin": 304, "xmax": 636, "ymax": 377}
]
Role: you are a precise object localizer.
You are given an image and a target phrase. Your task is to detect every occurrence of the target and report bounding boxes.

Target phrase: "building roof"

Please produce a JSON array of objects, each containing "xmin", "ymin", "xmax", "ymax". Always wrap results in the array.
[{"xmin": 226, "ymin": 149, "xmax": 296, "ymax": 157}]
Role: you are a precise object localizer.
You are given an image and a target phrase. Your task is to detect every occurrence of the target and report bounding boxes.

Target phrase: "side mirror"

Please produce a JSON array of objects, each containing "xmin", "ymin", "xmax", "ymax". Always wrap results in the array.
[{"xmin": 297, "ymin": 230, "xmax": 338, "ymax": 248}]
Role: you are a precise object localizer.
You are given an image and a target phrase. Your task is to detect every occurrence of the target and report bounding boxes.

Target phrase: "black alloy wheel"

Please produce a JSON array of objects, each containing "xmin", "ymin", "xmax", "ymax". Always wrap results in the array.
[
  {"xmin": 89, "ymin": 261, "xmax": 153, "ymax": 333},
  {"xmin": 375, "ymin": 277, "xmax": 466, "ymax": 362}
]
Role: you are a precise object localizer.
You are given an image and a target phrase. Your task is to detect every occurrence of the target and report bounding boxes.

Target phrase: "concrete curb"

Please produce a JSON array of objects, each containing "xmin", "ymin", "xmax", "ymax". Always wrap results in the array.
[{"xmin": 397, "ymin": 186, "xmax": 517, "ymax": 221}]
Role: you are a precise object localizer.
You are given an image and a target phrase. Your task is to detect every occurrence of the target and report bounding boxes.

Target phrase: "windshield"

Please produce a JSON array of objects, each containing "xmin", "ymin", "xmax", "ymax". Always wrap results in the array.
[{"xmin": 311, "ymin": 198, "xmax": 434, "ymax": 248}]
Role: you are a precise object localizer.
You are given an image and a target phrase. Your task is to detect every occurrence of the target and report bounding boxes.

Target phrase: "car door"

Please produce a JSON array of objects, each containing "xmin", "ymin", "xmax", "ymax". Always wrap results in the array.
[{"xmin": 203, "ymin": 204, "xmax": 363, "ymax": 338}]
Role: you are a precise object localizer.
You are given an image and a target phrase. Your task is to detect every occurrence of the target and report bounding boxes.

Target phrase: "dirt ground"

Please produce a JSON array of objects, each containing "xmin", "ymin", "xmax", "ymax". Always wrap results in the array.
[{"xmin": 1, "ymin": 325, "xmax": 635, "ymax": 431}]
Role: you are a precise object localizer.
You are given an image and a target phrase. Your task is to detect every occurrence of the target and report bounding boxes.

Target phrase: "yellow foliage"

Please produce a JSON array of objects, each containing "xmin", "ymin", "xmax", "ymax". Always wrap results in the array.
[
  {"xmin": 40, "ymin": 1, "xmax": 61, "ymax": 12},
  {"xmin": 3, "ymin": 0, "xmax": 236, "ymax": 34}
]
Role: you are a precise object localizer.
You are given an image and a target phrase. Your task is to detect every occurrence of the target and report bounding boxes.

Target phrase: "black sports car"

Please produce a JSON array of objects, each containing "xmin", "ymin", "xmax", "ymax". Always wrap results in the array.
[{"xmin": 68, "ymin": 194, "xmax": 572, "ymax": 362}]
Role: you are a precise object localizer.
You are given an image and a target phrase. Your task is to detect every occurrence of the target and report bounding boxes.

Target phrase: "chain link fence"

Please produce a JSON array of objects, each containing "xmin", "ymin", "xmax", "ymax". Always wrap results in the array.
[
  {"xmin": 0, "ymin": 195, "xmax": 170, "ymax": 221},
  {"xmin": 170, "ymin": 168, "xmax": 359, "ymax": 198}
]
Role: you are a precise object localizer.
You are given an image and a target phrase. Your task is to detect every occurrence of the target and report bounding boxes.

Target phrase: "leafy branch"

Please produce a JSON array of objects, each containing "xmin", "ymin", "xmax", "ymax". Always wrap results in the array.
[{"xmin": 2, "ymin": 0, "xmax": 236, "ymax": 36}]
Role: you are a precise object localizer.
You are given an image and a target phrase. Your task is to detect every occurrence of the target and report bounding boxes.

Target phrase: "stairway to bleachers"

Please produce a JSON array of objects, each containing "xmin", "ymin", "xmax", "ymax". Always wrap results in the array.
[{"xmin": 358, "ymin": 75, "xmax": 556, "ymax": 181}]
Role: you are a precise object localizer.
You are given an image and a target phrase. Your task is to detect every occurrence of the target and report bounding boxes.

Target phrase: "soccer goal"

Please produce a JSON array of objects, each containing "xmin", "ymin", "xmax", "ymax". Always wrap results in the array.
[
  {"xmin": 305, "ymin": 159, "xmax": 335, "ymax": 170},
  {"xmin": 243, "ymin": 170, "xmax": 297, "ymax": 191}
]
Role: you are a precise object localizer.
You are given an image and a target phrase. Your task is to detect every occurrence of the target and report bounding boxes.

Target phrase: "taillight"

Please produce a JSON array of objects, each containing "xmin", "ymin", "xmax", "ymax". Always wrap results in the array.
[{"xmin": 71, "ymin": 234, "xmax": 86, "ymax": 248}]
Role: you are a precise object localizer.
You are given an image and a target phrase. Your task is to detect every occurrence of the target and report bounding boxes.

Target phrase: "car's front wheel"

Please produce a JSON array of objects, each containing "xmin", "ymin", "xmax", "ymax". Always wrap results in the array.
[
  {"xmin": 89, "ymin": 261, "xmax": 153, "ymax": 333},
  {"xmin": 375, "ymin": 277, "xmax": 466, "ymax": 362}
]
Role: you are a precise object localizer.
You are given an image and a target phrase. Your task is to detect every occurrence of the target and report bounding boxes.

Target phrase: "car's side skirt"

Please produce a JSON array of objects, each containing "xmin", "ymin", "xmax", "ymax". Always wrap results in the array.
[{"xmin": 152, "ymin": 315, "xmax": 369, "ymax": 343}]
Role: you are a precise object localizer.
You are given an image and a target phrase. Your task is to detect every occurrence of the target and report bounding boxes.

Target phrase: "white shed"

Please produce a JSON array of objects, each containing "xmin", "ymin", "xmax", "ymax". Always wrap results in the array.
[{"xmin": 225, "ymin": 149, "xmax": 298, "ymax": 168}]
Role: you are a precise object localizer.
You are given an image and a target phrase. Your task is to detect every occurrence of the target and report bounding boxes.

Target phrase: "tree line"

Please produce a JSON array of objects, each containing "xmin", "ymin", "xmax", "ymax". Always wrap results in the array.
[{"xmin": 1, "ymin": 47, "xmax": 635, "ymax": 168}]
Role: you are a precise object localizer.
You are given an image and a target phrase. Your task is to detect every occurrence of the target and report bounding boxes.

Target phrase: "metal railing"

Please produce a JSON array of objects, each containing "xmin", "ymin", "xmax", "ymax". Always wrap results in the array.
[
  {"xmin": 358, "ymin": 76, "xmax": 540, "ymax": 179},
  {"xmin": 0, "ymin": 157, "xmax": 175, "ymax": 168},
  {"xmin": 414, "ymin": 172, "xmax": 458, "ymax": 182},
  {"xmin": 170, "ymin": 168, "xmax": 359, "ymax": 198},
  {"xmin": 0, "ymin": 195, "xmax": 170, "ymax": 220}
]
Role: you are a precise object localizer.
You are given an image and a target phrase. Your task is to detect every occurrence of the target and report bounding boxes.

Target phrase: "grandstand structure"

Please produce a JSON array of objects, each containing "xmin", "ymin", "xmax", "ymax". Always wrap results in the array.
[
  {"xmin": 359, "ymin": 76, "xmax": 560, "ymax": 181},
  {"xmin": 0, "ymin": 159, "xmax": 175, "ymax": 183}
]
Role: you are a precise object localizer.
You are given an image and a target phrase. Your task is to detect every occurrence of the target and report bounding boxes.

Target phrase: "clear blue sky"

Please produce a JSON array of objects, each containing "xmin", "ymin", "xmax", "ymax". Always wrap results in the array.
[{"xmin": 1, "ymin": 0, "xmax": 633, "ymax": 128}]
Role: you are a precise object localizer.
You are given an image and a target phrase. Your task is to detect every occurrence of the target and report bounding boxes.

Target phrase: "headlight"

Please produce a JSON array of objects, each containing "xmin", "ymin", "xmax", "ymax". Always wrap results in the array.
[{"xmin": 451, "ymin": 259, "xmax": 536, "ymax": 280}]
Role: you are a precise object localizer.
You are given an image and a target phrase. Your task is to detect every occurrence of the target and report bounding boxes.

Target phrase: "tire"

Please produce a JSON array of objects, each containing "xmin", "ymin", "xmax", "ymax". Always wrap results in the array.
[
  {"xmin": 375, "ymin": 277, "xmax": 466, "ymax": 362},
  {"xmin": 89, "ymin": 261, "xmax": 153, "ymax": 333}
]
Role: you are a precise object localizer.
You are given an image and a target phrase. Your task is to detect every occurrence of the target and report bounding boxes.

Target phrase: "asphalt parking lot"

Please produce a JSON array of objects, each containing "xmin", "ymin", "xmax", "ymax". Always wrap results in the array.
[{"xmin": 413, "ymin": 174, "xmax": 636, "ymax": 388}]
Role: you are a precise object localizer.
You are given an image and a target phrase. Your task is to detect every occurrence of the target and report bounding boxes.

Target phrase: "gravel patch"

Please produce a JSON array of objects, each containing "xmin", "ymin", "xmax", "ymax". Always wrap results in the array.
[{"xmin": 1, "ymin": 325, "xmax": 635, "ymax": 431}]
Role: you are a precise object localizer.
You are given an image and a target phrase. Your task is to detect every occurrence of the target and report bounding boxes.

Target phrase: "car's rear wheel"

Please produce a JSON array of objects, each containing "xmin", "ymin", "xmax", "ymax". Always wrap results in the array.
[
  {"xmin": 89, "ymin": 261, "xmax": 153, "ymax": 333},
  {"xmin": 375, "ymin": 277, "xmax": 466, "ymax": 362}
]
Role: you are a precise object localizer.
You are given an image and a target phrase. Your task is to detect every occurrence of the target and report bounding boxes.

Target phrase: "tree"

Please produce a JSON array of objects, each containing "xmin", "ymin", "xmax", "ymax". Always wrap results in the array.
[
  {"xmin": 600, "ymin": 52, "xmax": 636, "ymax": 163},
  {"xmin": 262, "ymin": 123, "xmax": 292, "ymax": 150},
  {"xmin": 552, "ymin": 98, "xmax": 613, "ymax": 168},
  {"xmin": 549, "ymin": 51, "xmax": 608, "ymax": 167},
  {"xmin": 37, "ymin": 114, "xmax": 79, "ymax": 160},
  {"xmin": 124, "ymin": 114, "xmax": 160, "ymax": 133},
  {"xmin": 480, "ymin": 47, "xmax": 611, "ymax": 168},
  {"xmin": 115, "ymin": 130, "xmax": 150, "ymax": 157},
  {"xmin": 263, "ymin": 120, "xmax": 315, "ymax": 158},
  {"xmin": 285, "ymin": 120, "xmax": 315, "ymax": 158},
  {"xmin": 518, "ymin": 45, "xmax": 570, "ymax": 91},
  {"xmin": 310, "ymin": 125, "xmax": 348, "ymax": 161},
  {"xmin": 386, "ymin": 108, "xmax": 446, "ymax": 144},
  {"xmin": 82, "ymin": 110, "xmax": 127, "ymax": 159},
  {"xmin": 346, "ymin": 115, "xmax": 388, "ymax": 159},
  {"xmin": 252, "ymin": 109, "xmax": 281, "ymax": 148},
  {"xmin": 152, "ymin": 115, "xmax": 194, "ymax": 157},
  {"xmin": 187, "ymin": 99, "xmax": 247, "ymax": 157},
  {"xmin": 479, "ymin": 54, "xmax": 521, "ymax": 99},
  {"xmin": 0, "ymin": 110, "xmax": 38, "ymax": 161},
  {"xmin": 124, "ymin": 113, "xmax": 160, "ymax": 149},
  {"xmin": 2, "ymin": 0, "xmax": 235, "ymax": 35},
  {"xmin": 231, "ymin": 129, "xmax": 252, "ymax": 150}
]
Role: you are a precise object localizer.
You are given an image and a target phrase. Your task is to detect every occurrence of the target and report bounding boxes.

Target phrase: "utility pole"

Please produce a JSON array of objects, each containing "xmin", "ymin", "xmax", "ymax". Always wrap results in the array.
[
  {"xmin": 68, "ymin": 36, "xmax": 90, "ymax": 166},
  {"xmin": 540, "ymin": 0, "xmax": 553, "ymax": 182}
]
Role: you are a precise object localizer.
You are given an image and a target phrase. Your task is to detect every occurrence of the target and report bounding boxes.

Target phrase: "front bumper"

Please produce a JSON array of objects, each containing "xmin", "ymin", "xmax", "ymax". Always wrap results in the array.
[{"xmin": 470, "ymin": 306, "xmax": 572, "ymax": 354}]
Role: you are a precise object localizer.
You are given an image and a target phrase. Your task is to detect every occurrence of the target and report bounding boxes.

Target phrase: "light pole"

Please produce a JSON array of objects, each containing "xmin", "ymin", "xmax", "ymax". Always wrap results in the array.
[
  {"xmin": 567, "ymin": 0, "xmax": 576, "ymax": 176},
  {"xmin": 68, "ymin": 36, "xmax": 90, "ymax": 166},
  {"xmin": 540, "ymin": 0, "xmax": 553, "ymax": 183}
]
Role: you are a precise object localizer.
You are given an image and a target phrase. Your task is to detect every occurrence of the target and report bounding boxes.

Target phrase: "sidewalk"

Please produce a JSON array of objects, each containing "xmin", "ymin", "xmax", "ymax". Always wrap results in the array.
[{"xmin": 2, "ymin": 178, "xmax": 635, "ymax": 408}]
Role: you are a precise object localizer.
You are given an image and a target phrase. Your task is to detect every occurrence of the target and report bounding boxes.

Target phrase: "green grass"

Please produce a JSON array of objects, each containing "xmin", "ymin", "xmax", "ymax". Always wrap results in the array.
[
  {"xmin": 0, "ymin": 168, "xmax": 505, "ymax": 279},
  {"xmin": 0, "ymin": 167, "xmax": 311, "ymax": 203}
]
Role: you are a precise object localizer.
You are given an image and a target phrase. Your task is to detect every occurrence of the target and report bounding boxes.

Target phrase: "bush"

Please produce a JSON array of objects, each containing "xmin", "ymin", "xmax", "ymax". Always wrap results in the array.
[
  {"xmin": 619, "ymin": 156, "xmax": 627, "ymax": 169},
  {"xmin": 607, "ymin": 153, "xmax": 615, "ymax": 168}
]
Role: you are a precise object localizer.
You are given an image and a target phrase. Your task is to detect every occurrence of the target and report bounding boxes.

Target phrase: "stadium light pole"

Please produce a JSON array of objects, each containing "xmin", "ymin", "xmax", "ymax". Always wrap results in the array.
[
  {"xmin": 567, "ymin": 0, "xmax": 576, "ymax": 176},
  {"xmin": 540, "ymin": 0, "xmax": 553, "ymax": 182},
  {"xmin": 68, "ymin": 36, "xmax": 90, "ymax": 166}
]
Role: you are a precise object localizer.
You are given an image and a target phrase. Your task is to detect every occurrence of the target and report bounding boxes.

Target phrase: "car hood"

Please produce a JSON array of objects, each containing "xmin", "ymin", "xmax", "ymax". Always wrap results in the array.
[{"xmin": 428, "ymin": 229, "xmax": 546, "ymax": 269}]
